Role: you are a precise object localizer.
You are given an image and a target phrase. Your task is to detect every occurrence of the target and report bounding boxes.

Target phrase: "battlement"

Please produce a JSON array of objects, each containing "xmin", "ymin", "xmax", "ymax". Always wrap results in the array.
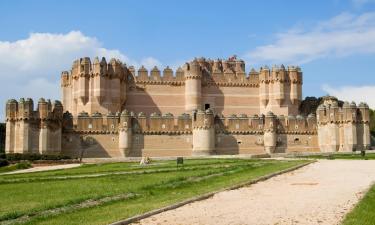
[
  {"xmin": 216, "ymin": 112, "xmax": 317, "ymax": 134},
  {"xmin": 259, "ymin": 65, "xmax": 303, "ymax": 84},
  {"xmin": 5, "ymin": 98, "xmax": 63, "ymax": 121},
  {"xmin": 61, "ymin": 56, "xmax": 304, "ymax": 88},
  {"xmin": 131, "ymin": 65, "xmax": 185, "ymax": 85},
  {"xmin": 68, "ymin": 109, "xmax": 317, "ymax": 135},
  {"xmin": 316, "ymin": 98, "xmax": 370, "ymax": 125}
]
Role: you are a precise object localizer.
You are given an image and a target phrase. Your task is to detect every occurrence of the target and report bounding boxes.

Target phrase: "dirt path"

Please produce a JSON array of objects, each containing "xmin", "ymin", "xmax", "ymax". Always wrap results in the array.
[
  {"xmin": 135, "ymin": 160, "xmax": 375, "ymax": 225},
  {"xmin": 2, "ymin": 164, "xmax": 81, "ymax": 175}
]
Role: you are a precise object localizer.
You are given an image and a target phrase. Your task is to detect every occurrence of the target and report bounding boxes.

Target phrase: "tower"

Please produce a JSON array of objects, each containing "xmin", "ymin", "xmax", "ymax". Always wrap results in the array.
[
  {"xmin": 38, "ymin": 98, "xmax": 49, "ymax": 154},
  {"xmin": 288, "ymin": 66, "xmax": 302, "ymax": 105},
  {"xmin": 185, "ymin": 59, "xmax": 202, "ymax": 112},
  {"xmin": 341, "ymin": 102, "xmax": 357, "ymax": 152},
  {"xmin": 358, "ymin": 102, "xmax": 371, "ymax": 150},
  {"xmin": 118, "ymin": 109, "xmax": 132, "ymax": 157},
  {"xmin": 16, "ymin": 98, "xmax": 34, "ymax": 153},
  {"xmin": 272, "ymin": 65, "xmax": 286, "ymax": 106},
  {"xmin": 192, "ymin": 109, "xmax": 215, "ymax": 155},
  {"xmin": 5, "ymin": 99, "xmax": 17, "ymax": 153},
  {"xmin": 263, "ymin": 111, "xmax": 277, "ymax": 154},
  {"xmin": 259, "ymin": 66, "xmax": 270, "ymax": 109},
  {"xmin": 63, "ymin": 57, "xmax": 128, "ymax": 117}
]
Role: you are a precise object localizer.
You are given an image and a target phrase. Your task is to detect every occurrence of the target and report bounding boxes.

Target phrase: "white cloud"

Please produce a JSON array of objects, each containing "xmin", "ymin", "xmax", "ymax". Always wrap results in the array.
[
  {"xmin": 245, "ymin": 12, "xmax": 375, "ymax": 65},
  {"xmin": 322, "ymin": 84, "xmax": 375, "ymax": 108},
  {"xmin": 0, "ymin": 31, "xmax": 161, "ymax": 121}
]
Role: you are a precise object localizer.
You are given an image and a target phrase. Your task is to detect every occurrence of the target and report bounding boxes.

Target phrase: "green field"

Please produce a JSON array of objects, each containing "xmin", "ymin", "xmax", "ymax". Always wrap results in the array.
[
  {"xmin": 342, "ymin": 183, "xmax": 375, "ymax": 225},
  {"xmin": 295, "ymin": 152, "xmax": 375, "ymax": 160},
  {"xmin": 0, "ymin": 158, "xmax": 308, "ymax": 225}
]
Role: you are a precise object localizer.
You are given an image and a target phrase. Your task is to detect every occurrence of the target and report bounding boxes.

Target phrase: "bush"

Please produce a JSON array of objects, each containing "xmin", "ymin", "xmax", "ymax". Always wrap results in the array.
[
  {"xmin": 15, "ymin": 161, "xmax": 32, "ymax": 170},
  {"xmin": 5, "ymin": 153, "xmax": 72, "ymax": 162},
  {"xmin": 0, "ymin": 158, "xmax": 9, "ymax": 167}
]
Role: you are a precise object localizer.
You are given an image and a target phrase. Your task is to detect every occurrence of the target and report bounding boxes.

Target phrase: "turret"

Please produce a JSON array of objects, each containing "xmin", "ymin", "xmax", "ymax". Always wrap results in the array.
[
  {"xmin": 77, "ymin": 58, "xmax": 90, "ymax": 105},
  {"xmin": 259, "ymin": 66, "xmax": 270, "ymax": 107},
  {"xmin": 263, "ymin": 111, "xmax": 277, "ymax": 154},
  {"xmin": 288, "ymin": 66, "xmax": 302, "ymax": 105},
  {"xmin": 272, "ymin": 65, "xmax": 286, "ymax": 106},
  {"xmin": 341, "ymin": 102, "xmax": 357, "ymax": 151},
  {"xmin": 92, "ymin": 57, "xmax": 107, "ymax": 104},
  {"xmin": 61, "ymin": 71, "xmax": 72, "ymax": 112},
  {"xmin": 119, "ymin": 109, "xmax": 133, "ymax": 156},
  {"xmin": 192, "ymin": 109, "xmax": 215, "ymax": 155},
  {"xmin": 5, "ymin": 99, "xmax": 18, "ymax": 153},
  {"xmin": 317, "ymin": 97, "xmax": 342, "ymax": 152},
  {"xmin": 358, "ymin": 102, "xmax": 371, "ymax": 150},
  {"xmin": 185, "ymin": 59, "xmax": 202, "ymax": 111},
  {"xmin": 38, "ymin": 98, "xmax": 49, "ymax": 154}
]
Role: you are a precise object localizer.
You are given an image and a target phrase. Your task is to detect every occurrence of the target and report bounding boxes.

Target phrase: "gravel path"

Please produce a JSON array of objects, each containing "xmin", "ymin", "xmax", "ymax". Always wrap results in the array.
[
  {"xmin": 135, "ymin": 160, "xmax": 375, "ymax": 225},
  {"xmin": 2, "ymin": 164, "xmax": 81, "ymax": 175}
]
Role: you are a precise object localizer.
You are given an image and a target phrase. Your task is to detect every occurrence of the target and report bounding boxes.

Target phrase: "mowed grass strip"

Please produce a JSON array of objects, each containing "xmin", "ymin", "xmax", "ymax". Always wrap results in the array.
[
  {"xmin": 0, "ymin": 158, "xmax": 248, "ymax": 181},
  {"xmin": 18, "ymin": 159, "xmax": 307, "ymax": 225},
  {"xmin": 0, "ymin": 161, "xmax": 262, "ymax": 184},
  {"xmin": 296, "ymin": 152, "xmax": 375, "ymax": 160},
  {"xmin": 0, "ymin": 163, "xmax": 239, "ymax": 221},
  {"xmin": 342, "ymin": 183, "xmax": 375, "ymax": 225}
]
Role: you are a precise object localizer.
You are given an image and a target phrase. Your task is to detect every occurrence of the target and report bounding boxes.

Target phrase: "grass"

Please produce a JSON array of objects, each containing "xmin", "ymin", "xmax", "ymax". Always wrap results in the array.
[
  {"xmin": 342, "ymin": 183, "xmax": 375, "ymax": 225},
  {"xmin": 295, "ymin": 152, "xmax": 375, "ymax": 160},
  {"xmin": 0, "ymin": 158, "xmax": 309, "ymax": 225}
]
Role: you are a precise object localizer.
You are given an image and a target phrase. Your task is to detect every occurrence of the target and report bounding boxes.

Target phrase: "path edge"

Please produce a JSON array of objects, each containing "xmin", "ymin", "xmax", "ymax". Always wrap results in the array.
[{"xmin": 110, "ymin": 160, "xmax": 316, "ymax": 225}]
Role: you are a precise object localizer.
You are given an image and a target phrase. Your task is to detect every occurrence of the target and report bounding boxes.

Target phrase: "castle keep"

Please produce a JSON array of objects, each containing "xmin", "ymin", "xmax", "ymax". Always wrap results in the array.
[{"xmin": 5, "ymin": 57, "xmax": 371, "ymax": 157}]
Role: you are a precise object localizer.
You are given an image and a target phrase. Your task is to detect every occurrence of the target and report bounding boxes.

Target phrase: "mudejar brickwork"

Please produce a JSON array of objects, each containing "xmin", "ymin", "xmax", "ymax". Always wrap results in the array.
[{"xmin": 5, "ymin": 56, "xmax": 371, "ymax": 157}]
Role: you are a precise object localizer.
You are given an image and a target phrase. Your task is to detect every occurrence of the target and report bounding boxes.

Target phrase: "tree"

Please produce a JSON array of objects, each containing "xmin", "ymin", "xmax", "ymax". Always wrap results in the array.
[
  {"xmin": 370, "ymin": 109, "xmax": 375, "ymax": 136},
  {"xmin": 0, "ymin": 123, "xmax": 5, "ymax": 153}
]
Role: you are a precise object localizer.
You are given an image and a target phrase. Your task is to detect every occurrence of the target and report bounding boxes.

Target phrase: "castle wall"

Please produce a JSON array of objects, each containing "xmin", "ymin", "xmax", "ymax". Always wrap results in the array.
[
  {"xmin": 4, "ymin": 57, "xmax": 372, "ymax": 158},
  {"xmin": 125, "ymin": 85, "xmax": 186, "ymax": 116}
]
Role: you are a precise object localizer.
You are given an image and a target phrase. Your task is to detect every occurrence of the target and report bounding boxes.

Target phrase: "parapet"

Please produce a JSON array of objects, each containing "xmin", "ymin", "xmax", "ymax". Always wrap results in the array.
[
  {"xmin": 216, "ymin": 112, "xmax": 316, "ymax": 134},
  {"xmin": 316, "ymin": 97, "xmax": 370, "ymax": 124},
  {"xmin": 5, "ymin": 98, "xmax": 63, "ymax": 122},
  {"xmin": 61, "ymin": 56, "xmax": 304, "ymax": 88},
  {"xmin": 133, "ymin": 65, "xmax": 185, "ymax": 85},
  {"xmin": 72, "ymin": 111, "xmax": 193, "ymax": 134}
]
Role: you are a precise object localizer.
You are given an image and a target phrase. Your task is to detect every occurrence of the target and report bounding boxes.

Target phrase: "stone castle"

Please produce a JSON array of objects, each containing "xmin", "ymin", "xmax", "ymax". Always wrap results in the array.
[{"xmin": 5, "ymin": 57, "xmax": 371, "ymax": 157}]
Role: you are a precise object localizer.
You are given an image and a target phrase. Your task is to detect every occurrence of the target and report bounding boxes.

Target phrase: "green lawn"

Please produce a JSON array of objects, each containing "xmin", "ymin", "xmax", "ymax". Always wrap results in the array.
[
  {"xmin": 295, "ymin": 152, "xmax": 375, "ymax": 160},
  {"xmin": 0, "ymin": 158, "xmax": 308, "ymax": 225},
  {"xmin": 342, "ymin": 183, "xmax": 375, "ymax": 225}
]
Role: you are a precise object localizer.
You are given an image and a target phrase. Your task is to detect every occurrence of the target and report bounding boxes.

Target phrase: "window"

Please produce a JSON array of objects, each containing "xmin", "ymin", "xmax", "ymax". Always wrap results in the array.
[{"xmin": 205, "ymin": 104, "xmax": 210, "ymax": 110}]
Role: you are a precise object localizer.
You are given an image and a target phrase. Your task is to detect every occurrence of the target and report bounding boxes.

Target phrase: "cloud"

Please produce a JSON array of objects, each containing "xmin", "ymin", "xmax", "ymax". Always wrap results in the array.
[
  {"xmin": 351, "ymin": 0, "xmax": 375, "ymax": 8},
  {"xmin": 322, "ymin": 84, "xmax": 375, "ymax": 108},
  {"xmin": 245, "ymin": 12, "xmax": 375, "ymax": 65},
  {"xmin": 0, "ymin": 31, "xmax": 161, "ymax": 121}
]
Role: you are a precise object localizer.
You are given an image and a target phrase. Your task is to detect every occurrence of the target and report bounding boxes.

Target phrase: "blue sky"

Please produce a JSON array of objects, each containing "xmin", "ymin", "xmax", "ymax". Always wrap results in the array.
[{"xmin": 0, "ymin": 0, "xmax": 375, "ymax": 120}]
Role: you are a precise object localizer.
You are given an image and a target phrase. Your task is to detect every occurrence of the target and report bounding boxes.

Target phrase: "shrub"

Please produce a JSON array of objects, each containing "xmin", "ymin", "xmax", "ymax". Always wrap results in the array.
[
  {"xmin": 0, "ymin": 158, "xmax": 9, "ymax": 167},
  {"xmin": 15, "ymin": 161, "xmax": 32, "ymax": 170},
  {"xmin": 6, "ymin": 153, "xmax": 72, "ymax": 161}
]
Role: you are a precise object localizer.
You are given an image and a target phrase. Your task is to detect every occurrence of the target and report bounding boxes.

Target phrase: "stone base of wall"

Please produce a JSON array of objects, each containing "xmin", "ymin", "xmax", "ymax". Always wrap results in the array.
[{"xmin": 61, "ymin": 133, "xmax": 321, "ymax": 158}]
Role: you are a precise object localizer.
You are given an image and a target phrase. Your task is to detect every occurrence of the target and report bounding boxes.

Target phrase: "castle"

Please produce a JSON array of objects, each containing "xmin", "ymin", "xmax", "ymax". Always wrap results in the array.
[{"xmin": 4, "ymin": 57, "xmax": 371, "ymax": 157}]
